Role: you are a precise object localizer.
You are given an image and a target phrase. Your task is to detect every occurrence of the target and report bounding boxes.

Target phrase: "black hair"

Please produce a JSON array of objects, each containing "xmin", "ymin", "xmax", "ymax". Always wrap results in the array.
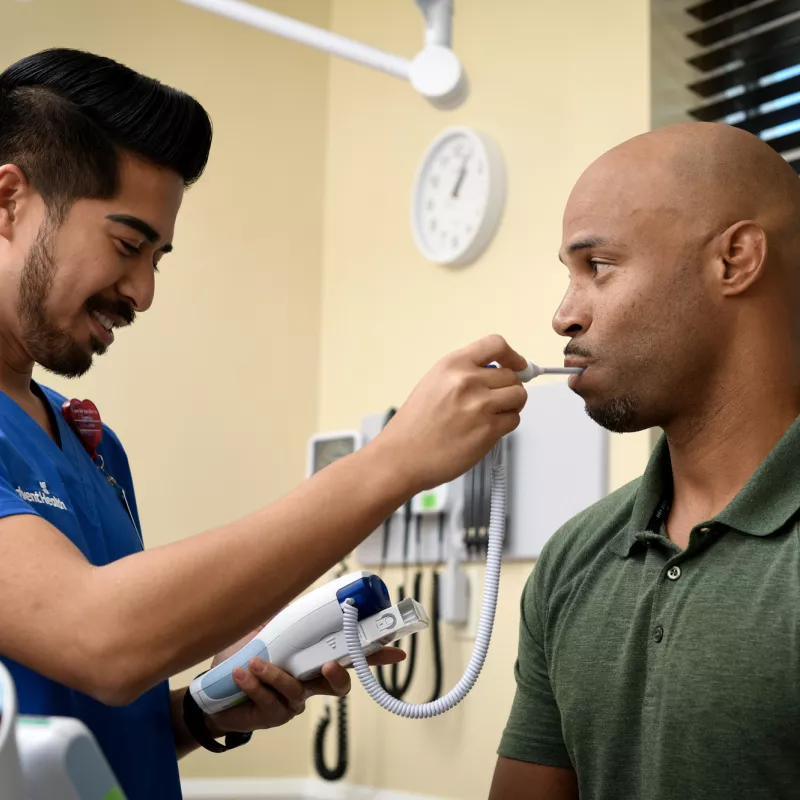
[{"xmin": 0, "ymin": 48, "xmax": 213, "ymax": 218}]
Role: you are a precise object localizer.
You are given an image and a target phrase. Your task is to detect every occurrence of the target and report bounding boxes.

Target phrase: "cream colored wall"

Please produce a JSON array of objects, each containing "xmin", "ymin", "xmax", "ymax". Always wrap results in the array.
[
  {"xmin": 314, "ymin": 1, "xmax": 652, "ymax": 797},
  {"xmin": 4, "ymin": 0, "xmax": 330, "ymax": 780}
]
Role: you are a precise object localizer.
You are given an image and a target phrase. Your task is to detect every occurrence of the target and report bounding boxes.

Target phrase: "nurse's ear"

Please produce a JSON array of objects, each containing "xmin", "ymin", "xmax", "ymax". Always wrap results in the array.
[{"xmin": 0, "ymin": 165, "xmax": 39, "ymax": 243}]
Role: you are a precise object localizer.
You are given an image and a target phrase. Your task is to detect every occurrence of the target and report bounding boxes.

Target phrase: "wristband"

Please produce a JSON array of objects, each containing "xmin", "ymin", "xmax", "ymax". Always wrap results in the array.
[{"xmin": 182, "ymin": 676, "xmax": 252, "ymax": 753}]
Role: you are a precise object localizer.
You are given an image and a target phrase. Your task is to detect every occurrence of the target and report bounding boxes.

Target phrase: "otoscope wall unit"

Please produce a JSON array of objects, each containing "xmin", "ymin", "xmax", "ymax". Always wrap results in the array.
[{"xmin": 354, "ymin": 380, "xmax": 609, "ymax": 566}]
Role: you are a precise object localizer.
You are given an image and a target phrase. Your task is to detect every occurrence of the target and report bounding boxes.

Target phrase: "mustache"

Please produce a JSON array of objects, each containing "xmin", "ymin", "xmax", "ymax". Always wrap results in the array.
[
  {"xmin": 564, "ymin": 343, "xmax": 592, "ymax": 359},
  {"xmin": 86, "ymin": 295, "xmax": 136, "ymax": 326}
]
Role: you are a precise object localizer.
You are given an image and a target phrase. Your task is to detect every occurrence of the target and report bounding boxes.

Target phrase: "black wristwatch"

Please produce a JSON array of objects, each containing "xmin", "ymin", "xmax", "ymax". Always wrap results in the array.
[{"xmin": 183, "ymin": 680, "xmax": 252, "ymax": 753}]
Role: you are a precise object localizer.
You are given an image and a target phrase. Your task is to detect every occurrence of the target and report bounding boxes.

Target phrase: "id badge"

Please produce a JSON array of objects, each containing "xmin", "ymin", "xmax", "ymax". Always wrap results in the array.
[{"xmin": 62, "ymin": 398, "xmax": 143, "ymax": 549}]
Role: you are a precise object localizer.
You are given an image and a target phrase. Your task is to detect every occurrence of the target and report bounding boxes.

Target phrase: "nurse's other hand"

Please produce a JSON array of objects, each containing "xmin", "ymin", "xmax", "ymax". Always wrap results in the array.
[{"xmin": 205, "ymin": 647, "xmax": 404, "ymax": 736}]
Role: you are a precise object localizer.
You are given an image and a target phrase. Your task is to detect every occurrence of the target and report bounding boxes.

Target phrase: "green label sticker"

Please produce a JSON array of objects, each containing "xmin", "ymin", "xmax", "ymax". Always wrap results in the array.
[{"xmin": 421, "ymin": 493, "xmax": 437, "ymax": 510}]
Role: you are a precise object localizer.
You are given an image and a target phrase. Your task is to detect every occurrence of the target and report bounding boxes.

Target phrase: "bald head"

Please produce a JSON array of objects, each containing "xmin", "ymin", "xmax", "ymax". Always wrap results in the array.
[
  {"xmin": 554, "ymin": 122, "xmax": 800, "ymax": 434},
  {"xmin": 586, "ymin": 122, "xmax": 800, "ymax": 247}
]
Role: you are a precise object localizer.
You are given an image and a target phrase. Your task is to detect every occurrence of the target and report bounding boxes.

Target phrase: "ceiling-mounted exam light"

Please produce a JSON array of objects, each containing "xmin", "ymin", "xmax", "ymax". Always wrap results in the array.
[{"xmin": 176, "ymin": 0, "xmax": 469, "ymax": 110}]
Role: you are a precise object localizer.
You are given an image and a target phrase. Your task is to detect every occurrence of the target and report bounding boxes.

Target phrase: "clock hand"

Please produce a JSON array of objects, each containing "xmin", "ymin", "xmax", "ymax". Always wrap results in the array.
[{"xmin": 451, "ymin": 152, "xmax": 472, "ymax": 198}]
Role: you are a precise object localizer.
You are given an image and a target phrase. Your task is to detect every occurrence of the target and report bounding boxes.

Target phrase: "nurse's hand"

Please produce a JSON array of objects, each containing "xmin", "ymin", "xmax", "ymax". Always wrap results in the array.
[
  {"xmin": 204, "ymin": 648, "xmax": 405, "ymax": 736},
  {"xmin": 375, "ymin": 334, "xmax": 529, "ymax": 494}
]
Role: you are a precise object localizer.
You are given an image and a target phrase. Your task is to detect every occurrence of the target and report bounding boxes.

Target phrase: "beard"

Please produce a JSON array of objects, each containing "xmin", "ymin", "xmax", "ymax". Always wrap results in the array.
[
  {"xmin": 564, "ymin": 343, "xmax": 646, "ymax": 434},
  {"xmin": 16, "ymin": 222, "xmax": 134, "ymax": 379},
  {"xmin": 17, "ymin": 223, "xmax": 98, "ymax": 378},
  {"xmin": 584, "ymin": 394, "xmax": 643, "ymax": 434}
]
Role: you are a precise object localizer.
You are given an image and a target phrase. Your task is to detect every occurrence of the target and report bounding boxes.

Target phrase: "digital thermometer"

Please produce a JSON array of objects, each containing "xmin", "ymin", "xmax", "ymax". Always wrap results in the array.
[
  {"xmin": 193, "ymin": 358, "xmax": 580, "ymax": 720},
  {"xmin": 190, "ymin": 571, "xmax": 429, "ymax": 715}
]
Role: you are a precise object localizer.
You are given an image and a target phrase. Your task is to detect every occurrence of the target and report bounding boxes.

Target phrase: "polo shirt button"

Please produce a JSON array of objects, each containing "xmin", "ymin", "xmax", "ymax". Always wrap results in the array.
[
  {"xmin": 653, "ymin": 626, "xmax": 664, "ymax": 643},
  {"xmin": 667, "ymin": 566, "xmax": 681, "ymax": 581}
]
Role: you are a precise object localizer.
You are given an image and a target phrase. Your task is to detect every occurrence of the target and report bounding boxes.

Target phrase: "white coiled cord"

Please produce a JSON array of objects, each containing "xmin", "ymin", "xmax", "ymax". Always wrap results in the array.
[{"xmin": 341, "ymin": 446, "xmax": 506, "ymax": 718}]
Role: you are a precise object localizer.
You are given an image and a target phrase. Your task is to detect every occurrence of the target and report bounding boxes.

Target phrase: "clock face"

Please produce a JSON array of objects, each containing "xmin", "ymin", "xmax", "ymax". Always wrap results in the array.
[{"xmin": 411, "ymin": 127, "xmax": 505, "ymax": 267}]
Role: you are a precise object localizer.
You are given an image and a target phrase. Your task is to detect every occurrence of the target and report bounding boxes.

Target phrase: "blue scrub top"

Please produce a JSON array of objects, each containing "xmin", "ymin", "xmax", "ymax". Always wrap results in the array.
[{"xmin": 0, "ymin": 383, "xmax": 182, "ymax": 799}]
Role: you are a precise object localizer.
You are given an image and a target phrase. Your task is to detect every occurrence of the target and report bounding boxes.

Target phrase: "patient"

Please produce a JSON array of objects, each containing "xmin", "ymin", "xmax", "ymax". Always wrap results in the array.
[{"xmin": 490, "ymin": 122, "xmax": 800, "ymax": 800}]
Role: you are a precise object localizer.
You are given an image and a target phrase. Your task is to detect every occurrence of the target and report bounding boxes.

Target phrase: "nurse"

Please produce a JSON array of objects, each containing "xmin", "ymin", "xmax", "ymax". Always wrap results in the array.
[{"xmin": 0, "ymin": 49, "xmax": 528, "ymax": 799}]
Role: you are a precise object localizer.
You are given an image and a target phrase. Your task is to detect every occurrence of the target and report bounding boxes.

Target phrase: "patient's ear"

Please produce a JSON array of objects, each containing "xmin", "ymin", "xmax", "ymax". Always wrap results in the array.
[{"xmin": 715, "ymin": 220, "xmax": 766, "ymax": 297}]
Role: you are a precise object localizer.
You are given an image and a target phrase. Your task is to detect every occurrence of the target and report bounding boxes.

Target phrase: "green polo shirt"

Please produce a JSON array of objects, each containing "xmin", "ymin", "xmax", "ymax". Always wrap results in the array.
[{"xmin": 499, "ymin": 416, "xmax": 800, "ymax": 800}]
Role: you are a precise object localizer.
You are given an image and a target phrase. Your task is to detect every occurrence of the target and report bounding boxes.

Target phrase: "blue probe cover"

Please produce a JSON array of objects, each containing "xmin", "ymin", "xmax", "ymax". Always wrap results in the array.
[
  {"xmin": 200, "ymin": 639, "xmax": 269, "ymax": 699},
  {"xmin": 336, "ymin": 575, "xmax": 391, "ymax": 617}
]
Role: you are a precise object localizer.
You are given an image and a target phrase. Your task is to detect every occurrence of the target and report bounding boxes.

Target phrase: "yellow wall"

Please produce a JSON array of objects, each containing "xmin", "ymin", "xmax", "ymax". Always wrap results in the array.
[
  {"xmin": 4, "ymin": 0, "xmax": 653, "ymax": 795},
  {"xmin": 3, "ymin": 0, "xmax": 331, "ymax": 781},
  {"xmin": 314, "ymin": 1, "xmax": 651, "ymax": 797}
]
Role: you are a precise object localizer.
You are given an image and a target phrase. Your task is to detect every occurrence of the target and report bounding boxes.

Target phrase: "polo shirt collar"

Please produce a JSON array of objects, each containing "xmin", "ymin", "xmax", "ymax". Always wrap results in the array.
[
  {"xmin": 610, "ymin": 413, "xmax": 800, "ymax": 557},
  {"xmin": 609, "ymin": 435, "xmax": 671, "ymax": 557}
]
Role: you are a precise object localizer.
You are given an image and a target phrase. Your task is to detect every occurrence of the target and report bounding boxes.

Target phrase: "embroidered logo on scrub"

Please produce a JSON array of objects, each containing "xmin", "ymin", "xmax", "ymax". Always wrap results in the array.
[{"xmin": 15, "ymin": 481, "xmax": 67, "ymax": 511}]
